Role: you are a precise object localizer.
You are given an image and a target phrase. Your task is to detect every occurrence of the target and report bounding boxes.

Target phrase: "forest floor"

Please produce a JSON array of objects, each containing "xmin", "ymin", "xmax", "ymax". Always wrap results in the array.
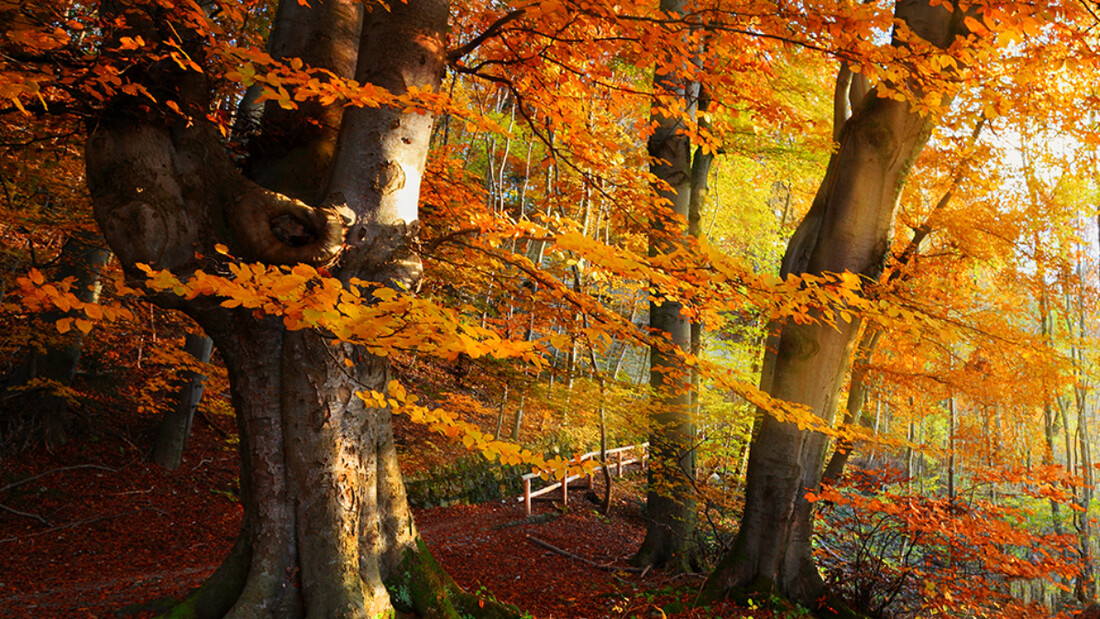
[{"xmin": 0, "ymin": 378, "xmax": 761, "ymax": 618}]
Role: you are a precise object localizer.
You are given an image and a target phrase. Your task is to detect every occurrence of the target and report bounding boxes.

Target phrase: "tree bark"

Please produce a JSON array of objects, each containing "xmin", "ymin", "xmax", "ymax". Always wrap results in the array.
[
  {"xmin": 83, "ymin": 0, "xmax": 511, "ymax": 616},
  {"xmin": 700, "ymin": 0, "xmax": 967, "ymax": 608},
  {"xmin": 1, "ymin": 228, "xmax": 111, "ymax": 450},
  {"xmin": 153, "ymin": 332, "xmax": 214, "ymax": 470},
  {"xmin": 1072, "ymin": 266, "xmax": 1096, "ymax": 603},
  {"xmin": 633, "ymin": 0, "xmax": 702, "ymax": 572}
]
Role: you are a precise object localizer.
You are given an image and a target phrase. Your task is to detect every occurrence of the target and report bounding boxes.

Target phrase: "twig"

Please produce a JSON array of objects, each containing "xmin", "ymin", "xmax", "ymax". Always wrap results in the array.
[
  {"xmin": 527, "ymin": 535, "xmax": 644, "ymax": 573},
  {"xmin": 0, "ymin": 502, "xmax": 49, "ymax": 525},
  {"xmin": 0, "ymin": 464, "xmax": 116, "ymax": 494},
  {"xmin": 112, "ymin": 487, "xmax": 154, "ymax": 496},
  {"xmin": 0, "ymin": 509, "xmax": 148, "ymax": 544}
]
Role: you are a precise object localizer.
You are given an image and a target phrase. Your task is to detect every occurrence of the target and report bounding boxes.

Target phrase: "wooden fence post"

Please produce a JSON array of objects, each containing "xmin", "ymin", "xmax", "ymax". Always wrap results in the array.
[{"xmin": 525, "ymin": 477, "xmax": 532, "ymax": 516}]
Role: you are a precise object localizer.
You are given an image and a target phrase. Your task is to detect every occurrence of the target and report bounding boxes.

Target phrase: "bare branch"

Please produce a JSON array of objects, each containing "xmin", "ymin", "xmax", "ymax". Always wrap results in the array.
[{"xmin": 447, "ymin": 9, "xmax": 526, "ymax": 62}]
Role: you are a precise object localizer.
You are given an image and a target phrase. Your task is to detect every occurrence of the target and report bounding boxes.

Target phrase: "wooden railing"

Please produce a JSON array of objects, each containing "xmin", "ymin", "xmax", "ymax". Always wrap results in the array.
[{"xmin": 519, "ymin": 443, "xmax": 648, "ymax": 516}]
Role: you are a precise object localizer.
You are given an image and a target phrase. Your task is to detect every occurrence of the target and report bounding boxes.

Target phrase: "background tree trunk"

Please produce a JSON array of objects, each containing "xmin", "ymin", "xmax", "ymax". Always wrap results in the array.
[
  {"xmin": 153, "ymin": 332, "xmax": 214, "ymax": 470},
  {"xmin": 1, "ymin": 228, "xmax": 110, "ymax": 451},
  {"xmin": 633, "ymin": 0, "xmax": 702, "ymax": 572}
]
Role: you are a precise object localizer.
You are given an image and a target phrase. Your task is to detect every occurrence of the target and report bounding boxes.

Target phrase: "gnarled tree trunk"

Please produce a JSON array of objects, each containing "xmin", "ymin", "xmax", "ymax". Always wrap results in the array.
[
  {"xmin": 84, "ymin": 0, "xmax": 508, "ymax": 616},
  {"xmin": 700, "ymin": 0, "xmax": 968, "ymax": 609}
]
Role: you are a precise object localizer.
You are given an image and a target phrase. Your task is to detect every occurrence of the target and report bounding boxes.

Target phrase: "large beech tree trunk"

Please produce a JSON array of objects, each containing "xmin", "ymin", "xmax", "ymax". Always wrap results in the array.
[
  {"xmin": 700, "ymin": 0, "xmax": 967, "ymax": 609},
  {"xmin": 84, "ymin": 0, "xmax": 506, "ymax": 616}
]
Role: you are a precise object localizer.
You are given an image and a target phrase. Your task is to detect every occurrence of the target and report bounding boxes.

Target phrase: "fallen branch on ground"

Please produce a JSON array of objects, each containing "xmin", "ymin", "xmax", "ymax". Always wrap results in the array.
[
  {"xmin": 0, "ymin": 508, "xmax": 161, "ymax": 544},
  {"xmin": 527, "ymin": 535, "xmax": 644, "ymax": 573},
  {"xmin": 0, "ymin": 502, "xmax": 49, "ymax": 525},
  {"xmin": 0, "ymin": 464, "xmax": 117, "ymax": 494}
]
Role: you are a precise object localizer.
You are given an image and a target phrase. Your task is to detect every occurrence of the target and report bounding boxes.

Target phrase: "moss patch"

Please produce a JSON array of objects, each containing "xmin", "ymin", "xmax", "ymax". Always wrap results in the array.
[{"xmin": 385, "ymin": 539, "xmax": 525, "ymax": 619}]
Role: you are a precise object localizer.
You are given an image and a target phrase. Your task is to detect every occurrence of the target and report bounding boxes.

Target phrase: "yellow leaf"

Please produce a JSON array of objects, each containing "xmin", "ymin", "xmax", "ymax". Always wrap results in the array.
[
  {"xmin": 117, "ymin": 36, "xmax": 143, "ymax": 50},
  {"xmin": 74, "ymin": 319, "xmax": 93, "ymax": 334},
  {"xmin": 214, "ymin": 243, "xmax": 230, "ymax": 255},
  {"xmin": 56, "ymin": 317, "xmax": 73, "ymax": 333},
  {"xmin": 374, "ymin": 287, "xmax": 398, "ymax": 301},
  {"xmin": 84, "ymin": 304, "xmax": 103, "ymax": 320},
  {"xmin": 29, "ymin": 269, "xmax": 44, "ymax": 285}
]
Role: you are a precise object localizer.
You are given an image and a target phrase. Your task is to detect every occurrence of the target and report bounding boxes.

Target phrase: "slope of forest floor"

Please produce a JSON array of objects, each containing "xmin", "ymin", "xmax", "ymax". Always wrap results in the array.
[{"xmin": 0, "ymin": 373, "xmax": 761, "ymax": 618}]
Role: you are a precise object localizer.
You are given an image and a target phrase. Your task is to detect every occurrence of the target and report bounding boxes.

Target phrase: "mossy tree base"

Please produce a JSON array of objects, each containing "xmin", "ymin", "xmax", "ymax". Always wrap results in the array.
[
  {"xmin": 385, "ymin": 539, "xmax": 523, "ymax": 619},
  {"xmin": 155, "ymin": 537, "xmax": 524, "ymax": 619}
]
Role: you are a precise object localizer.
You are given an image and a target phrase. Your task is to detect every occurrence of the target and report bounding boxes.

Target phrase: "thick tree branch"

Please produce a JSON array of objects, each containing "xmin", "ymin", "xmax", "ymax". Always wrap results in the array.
[{"xmin": 447, "ymin": 9, "xmax": 526, "ymax": 62}]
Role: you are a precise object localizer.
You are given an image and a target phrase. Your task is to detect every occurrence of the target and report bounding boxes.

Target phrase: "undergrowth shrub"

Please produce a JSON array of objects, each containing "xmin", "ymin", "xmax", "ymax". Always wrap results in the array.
[{"xmin": 814, "ymin": 467, "xmax": 1077, "ymax": 619}]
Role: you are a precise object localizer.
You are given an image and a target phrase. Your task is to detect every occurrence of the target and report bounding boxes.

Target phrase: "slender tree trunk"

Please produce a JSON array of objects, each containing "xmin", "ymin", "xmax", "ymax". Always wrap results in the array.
[
  {"xmin": 510, "ymin": 392, "xmax": 526, "ymax": 441},
  {"xmin": 1043, "ymin": 395, "xmax": 1064, "ymax": 535},
  {"xmin": 495, "ymin": 382, "xmax": 509, "ymax": 440},
  {"xmin": 701, "ymin": 0, "xmax": 968, "ymax": 607},
  {"xmin": 821, "ymin": 328, "xmax": 881, "ymax": 485},
  {"xmin": 1073, "ymin": 265, "xmax": 1096, "ymax": 603},
  {"xmin": 633, "ymin": 0, "xmax": 701, "ymax": 572},
  {"xmin": 1075, "ymin": 385, "xmax": 1095, "ymax": 602},
  {"xmin": 688, "ymin": 92, "xmax": 713, "ymax": 474},
  {"xmin": 584, "ymin": 334, "xmax": 614, "ymax": 514},
  {"xmin": 906, "ymin": 418, "xmax": 916, "ymax": 493},
  {"xmin": 153, "ymin": 332, "xmax": 214, "ymax": 470},
  {"xmin": 947, "ymin": 395, "xmax": 957, "ymax": 501}
]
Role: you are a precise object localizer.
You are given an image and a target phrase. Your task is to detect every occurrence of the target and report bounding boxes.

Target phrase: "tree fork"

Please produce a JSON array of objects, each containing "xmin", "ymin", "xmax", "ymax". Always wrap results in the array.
[
  {"xmin": 699, "ymin": 0, "xmax": 970, "ymax": 609},
  {"xmin": 85, "ymin": 0, "xmax": 522, "ymax": 615}
]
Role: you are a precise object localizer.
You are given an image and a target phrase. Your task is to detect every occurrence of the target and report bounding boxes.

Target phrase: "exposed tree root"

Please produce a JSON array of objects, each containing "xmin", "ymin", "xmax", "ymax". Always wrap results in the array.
[
  {"xmin": 386, "ymin": 539, "xmax": 524, "ymax": 619},
  {"xmin": 154, "ymin": 537, "xmax": 525, "ymax": 619}
]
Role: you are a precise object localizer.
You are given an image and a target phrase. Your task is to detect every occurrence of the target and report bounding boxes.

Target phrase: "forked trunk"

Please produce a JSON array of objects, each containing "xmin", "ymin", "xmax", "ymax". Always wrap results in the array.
[
  {"xmin": 700, "ymin": 0, "xmax": 968, "ymax": 608},
  {"xmin": 83, "ymin": 0, "xmax": 513, "ymax": 615}
]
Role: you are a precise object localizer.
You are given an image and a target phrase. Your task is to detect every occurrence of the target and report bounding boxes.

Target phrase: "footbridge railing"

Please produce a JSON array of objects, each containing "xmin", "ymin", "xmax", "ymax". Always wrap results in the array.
[{"xmin": 519, "ymin": 443, "xmax": 648, "ymax": 516}]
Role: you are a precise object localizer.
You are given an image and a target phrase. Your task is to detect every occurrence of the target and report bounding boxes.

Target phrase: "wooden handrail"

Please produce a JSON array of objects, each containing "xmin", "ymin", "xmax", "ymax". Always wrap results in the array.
[{"xmin": 519, "ymin": 442, "xmax": 648, "ymax": 515}]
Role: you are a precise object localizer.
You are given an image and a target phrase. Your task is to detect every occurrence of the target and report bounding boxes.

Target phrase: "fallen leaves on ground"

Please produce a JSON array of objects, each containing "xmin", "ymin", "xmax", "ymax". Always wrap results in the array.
[{"xmin": 0, "ymin": 406, "xmax": 759, "ymax": 619}]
